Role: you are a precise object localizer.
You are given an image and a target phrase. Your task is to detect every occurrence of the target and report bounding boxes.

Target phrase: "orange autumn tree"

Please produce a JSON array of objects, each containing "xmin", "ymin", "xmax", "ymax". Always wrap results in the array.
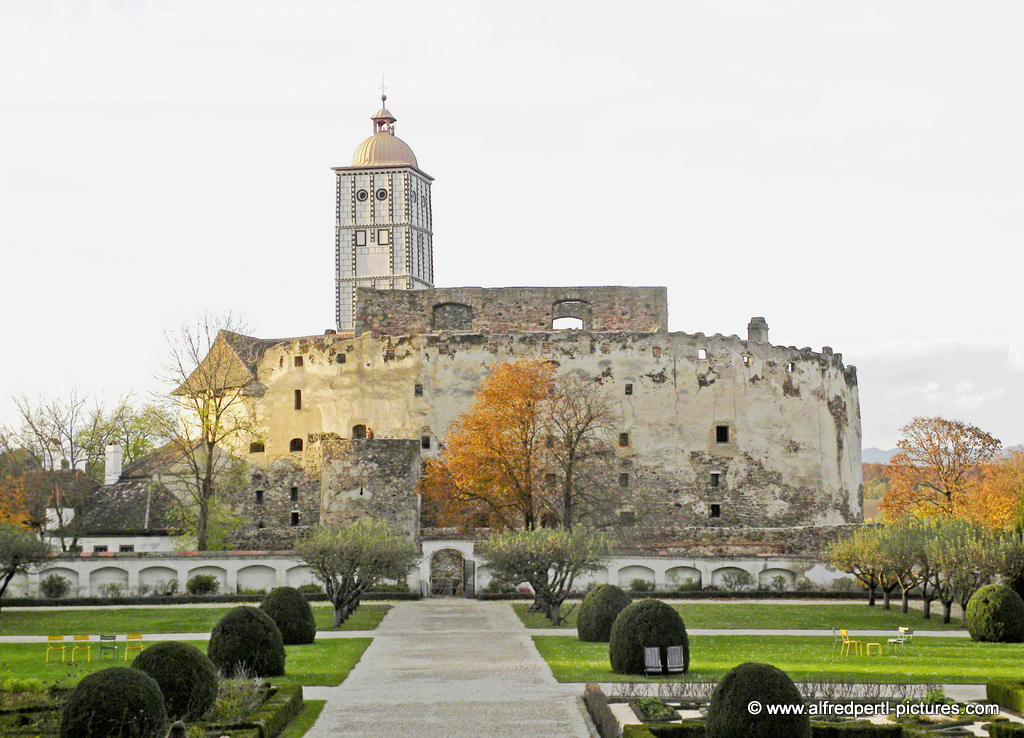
[
  {"xmin": 0, "ymin": 472, "xmax": 30, "ymax": 528},
  {"xmin": 422, "ymin": 359, "xmax": 554, "ymax": 530},
  {"xmin": 880, "ymin": 416, "xmax": 1001, "ymax": 522},
  {"xmin": 961, "ymin": 450, "xmax": 1024, "ymax": 529}
]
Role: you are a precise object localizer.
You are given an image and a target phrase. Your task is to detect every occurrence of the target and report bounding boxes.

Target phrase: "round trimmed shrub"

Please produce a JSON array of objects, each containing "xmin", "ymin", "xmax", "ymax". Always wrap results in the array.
[
  {"xmin": 966, "ymin": 583, "xmax": 1024, "ymax": 643},
  {"xmin": 577, "ymin": 584, "xmax": 632, "ymax": 642},
  {"xmin": 608, "ymin": 598, "xmax": 689, "ymax": 675},
  {"xmin": 260, "ymin": 586, "xmax": 317, "ymax": 645},
  {"xmin": 130, "ymin": 641, "xmax": 218, "ymax": 721},
  {"xmin": 60, "ymin": 666, "xmax": 167, "ymax": 738},
  {"xmin": 706, "ymin": 662, "xmax": 809, "ymax": 738},
  {"xmin": 208, "ymin": 606, "xmax": 286, "ymax": 677}
]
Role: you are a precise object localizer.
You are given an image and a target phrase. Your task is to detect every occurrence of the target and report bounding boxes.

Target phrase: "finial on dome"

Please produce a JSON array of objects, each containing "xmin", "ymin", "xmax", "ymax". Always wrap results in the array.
[{"xmin": 372, "ymin": 76, "xmax": 396, "ymax": 134}]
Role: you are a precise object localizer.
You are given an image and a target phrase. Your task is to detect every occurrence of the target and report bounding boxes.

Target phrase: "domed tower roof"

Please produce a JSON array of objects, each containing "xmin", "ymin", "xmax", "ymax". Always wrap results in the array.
[{"xmin": 350, "ymin": 94, "xmax": 419, "ymax": 168}]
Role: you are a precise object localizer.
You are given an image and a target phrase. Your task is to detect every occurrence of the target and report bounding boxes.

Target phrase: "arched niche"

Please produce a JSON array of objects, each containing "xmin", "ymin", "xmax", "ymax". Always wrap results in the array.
[
  {"xmin": 552, "ymin": 299, "xmax": 592, "ymax": 330},
  {"xmin": 617, "ymin": 564, "xmax": 655, "ymax": 589},
  {"xmin": 432, "ymin": 302, "xmax": 474, "ymax": 331},
  {"xmin": 429, "ymin": 548, "xmax": 465, "ymax": 596}
]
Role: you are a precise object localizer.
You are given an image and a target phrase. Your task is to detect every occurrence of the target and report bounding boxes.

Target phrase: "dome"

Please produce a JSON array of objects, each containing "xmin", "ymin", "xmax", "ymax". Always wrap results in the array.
[{"xmin": 351, "ymin": 132, "xmax": 419, "ymax": 168}]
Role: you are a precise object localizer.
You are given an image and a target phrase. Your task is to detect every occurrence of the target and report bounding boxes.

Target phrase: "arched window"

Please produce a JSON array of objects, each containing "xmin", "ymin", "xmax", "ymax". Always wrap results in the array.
[
  {"xmin": 352, "ymin": 424, "xmax": 367, "ymax": 440},
  {"xmin": 289, "ymin": 438, "xmax": 303, "ymax": 452}
]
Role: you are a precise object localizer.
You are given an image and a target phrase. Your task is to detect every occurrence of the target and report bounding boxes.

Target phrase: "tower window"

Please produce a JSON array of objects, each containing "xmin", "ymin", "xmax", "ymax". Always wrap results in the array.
[
  {"xmin": 716, "ymin": 425, "xmax": 729, "ymax": 443},
  {"xmin": 787, "ymin": 361, "xmax": 796, "ymax": 372},
  {"xmin": 710, "ymin": 473, "xmax": 720, "ymax": 488},
  {"xmin": 414, "ymin": 384, "xmax": 423, "ymax": 397},
  {"xmin": 290, "ymin": 438, "xmax": 303, "ymax": 452},
  {"xmin": 619, "ymin": 432, "xmax": 630, "ymax": 448},
  {"xmin": 356, "ymin": 189, "xmax": 368, "ymax": 202},
  {"xmin": 377, "ymin": 229, "xmax": 390, "ymax": 245},
  {"xmin": 742, "ymin": 355, "xmax": 751, "ymax": 367},
  {"xmin": 624, "ymin": 383, "xmax": 633, "ymax": 395},
  {"xmin": 255, "ymin": 490, "xmax": 264, "ymax": 505},
  {"xmin": 294, "ymin": 356, "xmax": 304, "ymax": 367},
  {"xmin": 355, "ymin": 230, "xmax": 366, "ymax": 246},
  {"xmin": 336, "ymin": 353, "xmax": 347, "ymax": 364},
  {"xmin": 249, "ymin": 442, "xmax": 265, "ymax": 454},
  {"xmin": 421, "ymin": 435, "xmax": 431, "ymax": 450},
  {"xmin": 698, "ymin": 348, "xmax": 707, "ymax": 359},
  {"xmin": 376, "ymin": 188, "xmax": 388, "ymax": 200},
  {"xmin": 710, "ymin": 504, "xmax": 721, "ymax": 519},
  {"xmin": 294, "ymin": 390, "xmax": 302, "ymax": 410},
  {"xmin": 291, "ymin": 512, "xmax": 300, "ymax": 527},
  {"xmin": 290, "ymin": 487, "xmax": 298, "ymax": 502},
  {"xmin": 619, "ymin": 473, "xmax": 629, "ymax": 488}
]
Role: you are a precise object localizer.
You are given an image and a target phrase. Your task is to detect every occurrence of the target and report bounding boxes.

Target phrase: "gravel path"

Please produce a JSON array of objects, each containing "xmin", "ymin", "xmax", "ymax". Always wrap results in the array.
[{"xmin": 302, "ymin": 598, "xmax": 591, "ymax": 738}]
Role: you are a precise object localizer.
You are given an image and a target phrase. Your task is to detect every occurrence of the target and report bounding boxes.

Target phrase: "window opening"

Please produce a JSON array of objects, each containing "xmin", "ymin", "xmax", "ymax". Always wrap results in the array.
[
  {"xmin": 352, "ymin": 424, "xmax": 367, "ymax": 440},
  {"xmin": 619, "ymin": 432, "xmax": 630, "ymax": 447},
  {"xmin": 697, "ymin": 348, "xmax": 707, "ymax": 359},
  {"xmin": 294, "ymin": 390, "xmax": 302, "ymax": 410},
  {"xmin": 290, "ymin": 487, "xmax": 298, "ymax": 502},
  {"xmin": 414, "ymin": 384, "xmax": 423, "ymax": 397},
  {"xmin": 255, "ymin": 490, "xmax": 264, "ymax": 505},
  {"xmin": 355, "ymin": 230, "xmax": 366, "ymax": 246},
  {"xmin": 93, "ymin": 545, "xmax": 108, "ymax": 553},
  {"xmin": 743, "ymin": 355, "xmax": 751, "ymax": 367},
  {"xmin": 336, "ymin": 353, "xmax": 347, "ymax": 364},
  {"xmin": 710, "ymin": 504, "xmax": 721, "ymax": 518},
  {"xmin": 619, "ymin": 473, "xmax": 629, "ymax": 488},
  {"xmin": 552, "ymin": 317, "xmax": 584, "ymax": 330},
  {"xmin": 119, "ymin": 545, "xmax": 134, "ymax": 553},
  {"xmin": 716, "ymin": 425, "xmax": 729, "ymax": 443},
  {"xmin": 249, "ymin": 442, "xmax": 265, "ymax": 453},
  {"xmin": 290, "ymin": 512, "xmax": 300, "ymax": 527},
  {"xmin": 624, "ymin": 383, "xmax": 633, "ymax": 396},
  {"xmin": 421, "ymin": 435, "xmax": 431, "ymax": 450},
  {"xmin": 294, "ymin": 356, "xmax": 304, "ymax": 367},
  {"xmin": 710, "ymin": 473, "xmax": 720, "ymax": 488},
  {"xmin": 290, "ymin": 438, "xmax": 303, "ymax": 452},
  {"xmin": 787, "ymin": 361, "xmax": 795, "ymax": 372}
]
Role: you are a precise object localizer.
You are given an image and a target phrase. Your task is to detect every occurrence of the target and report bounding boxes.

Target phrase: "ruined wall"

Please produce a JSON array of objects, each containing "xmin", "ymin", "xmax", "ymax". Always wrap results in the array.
[
  {"xmin": 354, "ymin": 286, "xmax": 669, "ymax": 335},
  {"xmin": 319, "ymin": 438, "xmax": 421, "ymax": 538},
  {"xmin": 240, "ymin": 324, "xmax": 861, "ymax": 534}
]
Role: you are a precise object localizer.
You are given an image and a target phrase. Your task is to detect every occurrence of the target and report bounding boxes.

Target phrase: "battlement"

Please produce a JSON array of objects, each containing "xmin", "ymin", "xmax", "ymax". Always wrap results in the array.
[{"xmin": 354, "ymin": 285, "xmax": 669, "ymax": 335}]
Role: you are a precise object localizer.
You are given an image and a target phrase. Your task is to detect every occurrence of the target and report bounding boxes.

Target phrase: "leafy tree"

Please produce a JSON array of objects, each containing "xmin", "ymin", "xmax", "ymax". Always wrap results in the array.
[
  {"xmin": 157, "ymin": 314, "xmax": 257, "ymax": 551},
  {"xmin": 296, "ymin": 519, "xmax": 418, "ymax": 626},
  {"xmin": 880, "ymin": 416, "xmax": 1000, "ymax": 521},
  {"xmin": 923, "ymin": 518, "xmax": 1009, "ymax": 624},
  {"xmin": 477, "ymin": 527, "xmax": 608, "ymax": 625},
  {"xmin": 0, "ymin": 521, "xmax": 52, "ymax": 611},
  {"xmin": 962, "ymin": 450, "xmax": 1024, "ymax": 529},
  {"xmin": 421, "ymin": 359, "xmax": 620, "ymax": 531},
  {"xmin": 826, "ymin": 527, "xmax": 884, "ymax": 606},
  {"xmin": 0, "ymin": 472, "xmax": 29, "ymax": 527}
]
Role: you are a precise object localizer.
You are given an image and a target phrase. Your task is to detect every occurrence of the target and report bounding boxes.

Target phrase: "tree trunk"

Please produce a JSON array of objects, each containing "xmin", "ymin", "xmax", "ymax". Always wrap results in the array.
[
  {"xmin": 942, "ymin": 601, "xmax": 952, "ymax": 624},
  {"xmin": 901, "ymin": 591, "xmax": 909, "ymax": 614},
  {"xmin": 882, "ymin": 589, "xmax": 891, "ymax": 610},
  {"xmin": 922, "ymin": 598, "xmax": 932, "ymax": 619},
  {"xmin": 867, "ymin": 588, "xmax": 876, "ymax": 607},
  {"xmin": 333, "ymin": 606, "xmax": 344, "ymax": 627},
  {"xmin": 547, "ymin": 601, "xmax": 561, "ymax": 626}
]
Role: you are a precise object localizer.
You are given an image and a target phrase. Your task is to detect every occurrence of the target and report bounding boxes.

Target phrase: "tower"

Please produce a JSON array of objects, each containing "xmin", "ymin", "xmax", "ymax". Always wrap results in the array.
[{"xmin": 333, "ymin": 96, "xmax": 434, "ymax": 331}]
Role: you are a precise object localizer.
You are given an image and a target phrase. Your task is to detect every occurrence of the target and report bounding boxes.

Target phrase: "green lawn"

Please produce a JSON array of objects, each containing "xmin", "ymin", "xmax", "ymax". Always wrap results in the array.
[
  {"xmin": 533, "ymin": 634, "xmax": 1017, "ymax": 684},
  {"xmin": 0, "ymin": 637, "xmax": 372, "ymax": 688},
  {"xmin": 0, "ymin": 603, "xmax": 389, "ymax": 636},
  {"xmin": 513, "ymin": 602, "xmax": 964, "ymax": 631}
]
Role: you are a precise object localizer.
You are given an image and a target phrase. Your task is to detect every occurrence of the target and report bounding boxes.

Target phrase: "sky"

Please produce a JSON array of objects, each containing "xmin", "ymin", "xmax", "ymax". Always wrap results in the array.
[{"xmin": 1, "ymin": 1, "xmax": 1022, "ymax": 450}]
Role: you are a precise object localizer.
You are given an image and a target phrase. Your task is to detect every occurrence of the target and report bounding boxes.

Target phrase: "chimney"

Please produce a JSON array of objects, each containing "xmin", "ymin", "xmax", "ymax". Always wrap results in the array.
[
  {"xmin": 105, "ymin": 444, "xmax": 123, "ymax": 485},
  {"xmin": 747, "ymin": 317, "xmax": 769, "ymax": 344}
]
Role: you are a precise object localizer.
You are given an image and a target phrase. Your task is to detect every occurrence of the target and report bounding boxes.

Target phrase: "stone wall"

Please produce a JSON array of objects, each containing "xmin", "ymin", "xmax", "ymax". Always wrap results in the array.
[
  {"xmin": 236, "ymin": 323, "xmax": 861, "ymax": 535},
  {"xmin": 354, "ymin": 286, "xmax": 669, "ymax": 335}
]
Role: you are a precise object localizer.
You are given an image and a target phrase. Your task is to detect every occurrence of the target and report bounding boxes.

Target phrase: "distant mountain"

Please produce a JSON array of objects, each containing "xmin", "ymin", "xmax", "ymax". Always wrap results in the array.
[{"xmin": 862, "ymin": 447, "xmax": 898, "ymax": 464}]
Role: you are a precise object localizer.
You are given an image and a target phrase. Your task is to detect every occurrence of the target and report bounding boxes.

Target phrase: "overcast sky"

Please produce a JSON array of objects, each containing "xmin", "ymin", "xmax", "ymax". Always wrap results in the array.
[{"xmin": 2, "ymin": 1, "xmax": 1022, "ymax": 450}]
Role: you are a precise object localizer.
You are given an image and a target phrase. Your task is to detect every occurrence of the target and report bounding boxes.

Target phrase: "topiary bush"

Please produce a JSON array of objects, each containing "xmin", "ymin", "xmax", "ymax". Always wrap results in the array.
[
  {"xmin": 208, "ymin": 606, "xmax": 286, "ymax": 677},
  {"xmin": 130, "ymin": 641, "xmax": 218, "ymax": 721},
  {"xmin": 608, "ymin": 598, "xmax": 689, "ymax": 675},
  {"xmin": 966, "ymin": 583, "xmax": 1024, "ymax": 643},
  {"xmin": 260, "ymin": 586, "xmax": 317, "ymax": 645},
  {"xmin": 705, "ymin": 662, "xmax": 809, "ymax": 738},
  {"xmin": 577, "ymin": 584, "xmax": 632, "ymax": 642},
  {"xmin": 60, "ymin": 666, "xmax": 167, "ymax": 738}
]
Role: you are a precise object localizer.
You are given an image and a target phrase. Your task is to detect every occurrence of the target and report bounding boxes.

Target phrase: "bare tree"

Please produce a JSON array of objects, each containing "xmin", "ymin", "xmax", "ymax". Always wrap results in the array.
[
  {"xmin": 542, "ymin": 375, "xmax": 618, "ymax": 530},
  {"xmin": 156, "ymin": 313, "xmax": 257, "ymax": 551}
]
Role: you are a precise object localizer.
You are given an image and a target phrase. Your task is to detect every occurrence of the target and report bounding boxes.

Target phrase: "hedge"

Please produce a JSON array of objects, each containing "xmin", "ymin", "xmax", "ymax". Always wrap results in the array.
[
  {"xmin": 988, "ymin": 681, "xmax": 1024, "ymax": 713},
  {"xmin": 990, "ymin": 722, "xmax": 1024, "ymax": 737},
  {"xmin": 205, "ymin": 686, "xmax": 304, "ymax": 738},
  {"xmin": 622, "ymin": 723, "xmax": 940, "ymax": 738}
]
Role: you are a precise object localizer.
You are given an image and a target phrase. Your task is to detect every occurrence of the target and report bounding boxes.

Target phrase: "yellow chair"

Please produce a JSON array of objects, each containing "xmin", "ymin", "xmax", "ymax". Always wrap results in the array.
[
  {"xmin": 865, "ymin": 642, "xmax": 883, "ymax": 655},
  {"xmin": 46, "ymin": 635, "xmax": 66, "ymax": 663},
  {"xmin": 840, "ymin": 629, "xmax": 862, "ymax": 656},
  {"xmin": 124, "ymin": 633, "xmax": 144, "ymax": 661},
  {"xmin": 71, "ymin": 635, "xmax": 92, "ymax": 663}
]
